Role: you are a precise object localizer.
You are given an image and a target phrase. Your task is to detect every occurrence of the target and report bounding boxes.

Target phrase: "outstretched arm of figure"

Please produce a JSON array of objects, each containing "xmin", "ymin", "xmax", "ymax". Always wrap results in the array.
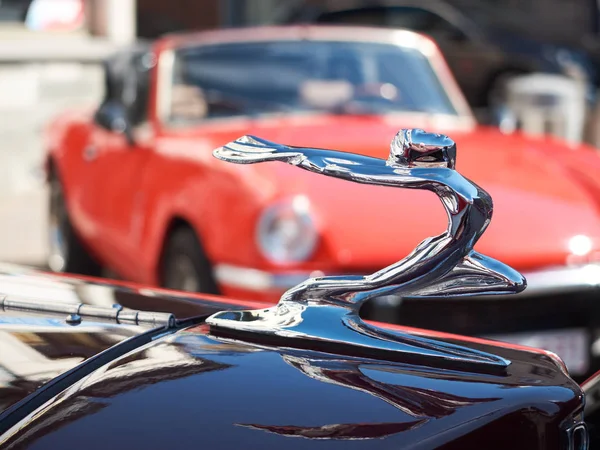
[{"xmin": 214, "ymin": 135, "xmax": 435, "ymax": 189}]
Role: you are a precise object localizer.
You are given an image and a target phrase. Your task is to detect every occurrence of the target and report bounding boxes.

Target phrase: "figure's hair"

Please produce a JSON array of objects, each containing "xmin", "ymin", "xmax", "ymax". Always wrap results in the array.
[{"xmin": 389, "ymin": 129, "xmax": 456, "ymax": 169}]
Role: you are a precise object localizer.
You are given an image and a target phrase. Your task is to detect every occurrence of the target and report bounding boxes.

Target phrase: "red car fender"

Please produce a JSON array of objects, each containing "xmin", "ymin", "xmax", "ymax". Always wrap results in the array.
[{"xmin": 136, "ymin": 150, "xmax": 271, "ymax": 286}]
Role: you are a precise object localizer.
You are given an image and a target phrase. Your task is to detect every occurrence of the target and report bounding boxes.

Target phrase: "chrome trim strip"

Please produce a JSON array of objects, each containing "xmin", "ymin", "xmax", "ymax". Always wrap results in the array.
[
  {"xmin": 214, "ymin": 264, "xmax": 313, "ymax": 291},
  {"xmin": 215, "ymin": 263, "xmax": 600, "ymax": 296},
  {"xmin": 0, "ymin": 296, "xmax": 175, "ymax": 327},
  {"xmin": 565, "ymin": 422, "xmax": 589, "ymax": 450}
]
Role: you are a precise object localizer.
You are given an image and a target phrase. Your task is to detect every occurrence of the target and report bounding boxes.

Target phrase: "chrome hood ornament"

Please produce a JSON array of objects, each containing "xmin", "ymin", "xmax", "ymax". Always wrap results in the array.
[{"xmin": 207, "ymin": 129, "xmax": 526, "ymax": 371}]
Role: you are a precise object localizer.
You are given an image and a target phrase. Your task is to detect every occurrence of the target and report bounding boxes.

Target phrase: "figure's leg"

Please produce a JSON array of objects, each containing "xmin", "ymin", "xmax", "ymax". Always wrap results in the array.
[{"xmin": 407, "ymin": 250, "xmax": 526, "ymax": 298}]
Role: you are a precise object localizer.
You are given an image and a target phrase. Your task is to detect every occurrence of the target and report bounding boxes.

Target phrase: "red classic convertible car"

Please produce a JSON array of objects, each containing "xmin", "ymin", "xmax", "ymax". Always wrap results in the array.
[{"xmin": 45, "ymin": 26, "xmax": 600, "ymax": 378}]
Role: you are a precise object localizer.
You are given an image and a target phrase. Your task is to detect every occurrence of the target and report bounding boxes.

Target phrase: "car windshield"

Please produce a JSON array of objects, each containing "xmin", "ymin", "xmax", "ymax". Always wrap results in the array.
[{"xmin": 168, "ymin": 40, "xmax": 458, "ymax": 123}]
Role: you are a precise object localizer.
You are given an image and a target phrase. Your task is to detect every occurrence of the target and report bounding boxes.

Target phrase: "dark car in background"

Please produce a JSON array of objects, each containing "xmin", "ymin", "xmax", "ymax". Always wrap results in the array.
[{"xmin": 282, "ymin": 0, "xmax": 598, "ymax": 110}]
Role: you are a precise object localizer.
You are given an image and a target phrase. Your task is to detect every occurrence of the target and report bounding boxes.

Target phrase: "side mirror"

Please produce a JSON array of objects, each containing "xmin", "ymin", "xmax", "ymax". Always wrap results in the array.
[{"xmin": 94, "ymin": 101, "xmax": 136, "ymax": 146}]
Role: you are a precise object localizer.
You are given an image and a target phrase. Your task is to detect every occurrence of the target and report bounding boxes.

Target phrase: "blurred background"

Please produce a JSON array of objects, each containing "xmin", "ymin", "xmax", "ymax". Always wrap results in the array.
[{"xmin": 1, "ymin": 0, "xmax": 600, "ymax": 267}]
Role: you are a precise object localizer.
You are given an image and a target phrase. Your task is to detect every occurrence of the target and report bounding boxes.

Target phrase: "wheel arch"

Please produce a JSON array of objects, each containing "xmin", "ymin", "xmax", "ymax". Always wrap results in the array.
[
  {"xmin": 144, "ymin": 161, "xmax": 272, "ymax": 288},
  {"xmin": 154, "ymin": 215, "xmax": 214, "ymax": 287}
]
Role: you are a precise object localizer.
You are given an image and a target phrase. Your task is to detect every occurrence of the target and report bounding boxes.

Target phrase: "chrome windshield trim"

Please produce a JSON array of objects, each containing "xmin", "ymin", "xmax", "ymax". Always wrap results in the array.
[{"xmin": 215, "ymin": 263, "xmax": 600, "ymax": 297}]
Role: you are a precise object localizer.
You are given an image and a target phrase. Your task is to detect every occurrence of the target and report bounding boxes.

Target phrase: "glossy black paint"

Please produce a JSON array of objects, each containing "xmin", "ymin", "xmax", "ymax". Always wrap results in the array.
[
  {"xmin": 0, "ymin": 311, "xmax": 148, "ymax": 414},
  {"xmin": 0, "ymin": 327, "xmax": 584, "ymax": 448},
  {"xmin": 362, "ymin": 290, "xmax": 600, "ymax": 382},
  {"xmin": 0, "ymin": 265, "xmax": 586, "ymax": 448},
  {"xmin": 0, "ymin": 263, "xmax": 251, "ymax": 413}
]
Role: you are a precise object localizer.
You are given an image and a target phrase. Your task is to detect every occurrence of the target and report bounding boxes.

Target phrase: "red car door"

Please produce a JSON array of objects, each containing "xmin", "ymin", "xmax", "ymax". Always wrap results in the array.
[
  {"xmin": 77, "ymin": 48, "xmax": 155, "ymax": 280},
  {"xmin": 87, "ymin": 129, "xmax": 153, "ymax": 279}
]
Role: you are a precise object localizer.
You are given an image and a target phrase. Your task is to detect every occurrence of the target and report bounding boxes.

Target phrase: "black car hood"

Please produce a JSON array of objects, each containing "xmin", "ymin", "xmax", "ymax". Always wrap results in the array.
[
  {"xmin": 0, "ymin": 325, "xmax": 584, "ymax": 449},
  {"xmin": 0, "ymin": 265, "xmax": 584, "ymax": 449}
]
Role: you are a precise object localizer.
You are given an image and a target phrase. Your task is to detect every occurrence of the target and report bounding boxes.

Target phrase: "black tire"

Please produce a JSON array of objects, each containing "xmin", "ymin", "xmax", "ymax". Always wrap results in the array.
[
  {"xmin": 160, "ymin": 226, "xmax": 219, "ymax": 294},
  {"xmin": 48, "ymin": 173, "xmax": 103, "ymax": 276}
]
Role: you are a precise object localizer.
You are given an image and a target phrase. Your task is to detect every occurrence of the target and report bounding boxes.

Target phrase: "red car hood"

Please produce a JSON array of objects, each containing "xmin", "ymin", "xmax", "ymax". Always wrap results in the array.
[{"xmin": 232, "ymin": 116, "xmax": 600, "ymax": 272}]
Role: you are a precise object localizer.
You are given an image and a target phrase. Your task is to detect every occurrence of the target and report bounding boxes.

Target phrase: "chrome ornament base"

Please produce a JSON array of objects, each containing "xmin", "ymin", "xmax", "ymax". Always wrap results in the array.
[
  {"xmin": 207, "ymin": 129, "xmax": 526, "ymax": 371},
  {"xmin": 208, "ymin": 301, "xmax": 511, "ymax": 371}
]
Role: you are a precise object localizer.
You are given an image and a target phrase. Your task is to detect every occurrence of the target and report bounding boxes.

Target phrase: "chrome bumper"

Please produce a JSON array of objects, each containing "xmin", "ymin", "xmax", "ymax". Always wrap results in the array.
[
  {"xmin": 214, "ymin": 263, "xmax": 600, "ymax": 296},
  {"xmin": 214, "ymin": 264, "xmax": 319, "ymax": 292},
  {"xmin": 519, "ymin": 264, "xmax": 600, "ymax": 295}
]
